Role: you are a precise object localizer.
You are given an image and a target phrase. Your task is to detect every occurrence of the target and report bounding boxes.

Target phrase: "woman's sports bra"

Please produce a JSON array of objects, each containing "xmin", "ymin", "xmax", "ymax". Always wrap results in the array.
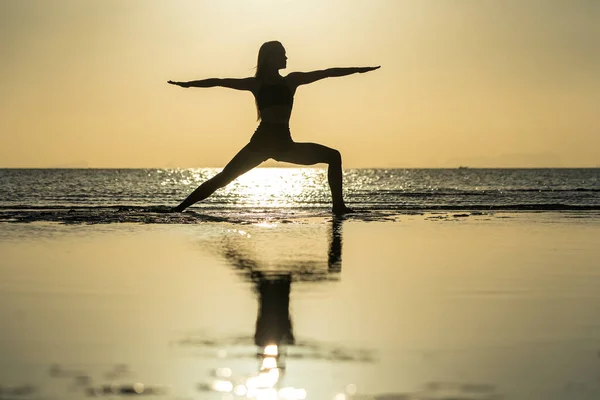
[{"xmin": 256, "ymin": 81, "xmax": 294, "ymax": 110}]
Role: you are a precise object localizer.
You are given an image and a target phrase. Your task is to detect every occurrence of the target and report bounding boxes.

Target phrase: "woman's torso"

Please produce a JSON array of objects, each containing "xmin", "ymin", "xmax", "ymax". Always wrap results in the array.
[{"xmin": 253, "ymin": 77, "xmax": 296, "ymax": 124}]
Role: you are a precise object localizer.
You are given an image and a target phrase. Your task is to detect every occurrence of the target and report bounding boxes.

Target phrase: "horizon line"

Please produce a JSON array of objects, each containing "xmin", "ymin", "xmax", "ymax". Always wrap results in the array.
[{"xmin": 1, "ymin": 166, "xmax": 598, "ymax": 170}]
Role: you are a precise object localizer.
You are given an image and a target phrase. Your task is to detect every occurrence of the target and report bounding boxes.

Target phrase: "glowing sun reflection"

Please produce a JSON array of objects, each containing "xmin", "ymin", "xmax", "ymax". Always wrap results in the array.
[
  {"xmin": 210, "ymin": 344, "xmax": 306, "ymax": 400},
  {"xmin": 224, "ymin": 168, "xmax": 325, "ymax": 208}
]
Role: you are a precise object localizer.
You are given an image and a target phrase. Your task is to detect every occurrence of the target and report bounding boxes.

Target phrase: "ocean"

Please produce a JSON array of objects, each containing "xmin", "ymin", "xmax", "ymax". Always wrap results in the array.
[{"xmin": 1, "ymin": 168, "xmax": 599, "ymax": 223}]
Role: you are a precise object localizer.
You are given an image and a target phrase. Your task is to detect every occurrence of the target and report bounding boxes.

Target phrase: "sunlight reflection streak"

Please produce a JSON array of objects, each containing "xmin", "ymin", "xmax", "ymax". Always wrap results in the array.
[
  {"xmin": 209, "ymin": 344, "xmax": 307, "ymax": 399},
  {"xmin": 224, "ymin": 168, "xmax": 326, "ymax": 208}
]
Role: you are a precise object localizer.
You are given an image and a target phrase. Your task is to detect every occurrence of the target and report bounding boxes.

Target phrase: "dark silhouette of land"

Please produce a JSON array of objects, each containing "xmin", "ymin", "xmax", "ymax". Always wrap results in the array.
[{"xmin": 168, "ymin": 40, "xmax": 379, "ymax": 215}]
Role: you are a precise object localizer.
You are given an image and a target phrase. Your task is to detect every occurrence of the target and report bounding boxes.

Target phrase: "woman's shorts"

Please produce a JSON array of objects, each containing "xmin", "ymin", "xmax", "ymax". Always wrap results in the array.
[{"xmin": 248, "ymin": 122, "xmax": 294, "ymax": 155}]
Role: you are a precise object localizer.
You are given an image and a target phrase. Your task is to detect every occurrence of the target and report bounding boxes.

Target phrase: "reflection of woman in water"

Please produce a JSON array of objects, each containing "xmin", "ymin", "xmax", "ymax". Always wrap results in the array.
[
  {"xmin": 219, "ymin": 217, "xmax": 343, "ymax": 347},
  {"xmin": 168, "ymin": 41, "xmax": 379, "ymax": 214}
]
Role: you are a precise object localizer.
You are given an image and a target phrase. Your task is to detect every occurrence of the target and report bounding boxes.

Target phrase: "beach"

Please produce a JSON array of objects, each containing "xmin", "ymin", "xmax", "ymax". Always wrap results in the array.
[{"xmin": 1, "ymin": 212, "xmax": 599, "ymax": 400}]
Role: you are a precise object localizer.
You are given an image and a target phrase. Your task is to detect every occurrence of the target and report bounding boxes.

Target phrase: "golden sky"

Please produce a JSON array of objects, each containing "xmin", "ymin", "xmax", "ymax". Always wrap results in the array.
[{"xmin": 1, "ymin": 0, "xmax": 598, "ymax": 168}]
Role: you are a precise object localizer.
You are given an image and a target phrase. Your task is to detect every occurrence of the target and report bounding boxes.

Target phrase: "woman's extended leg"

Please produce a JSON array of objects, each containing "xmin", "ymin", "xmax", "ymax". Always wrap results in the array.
[
  {"xmin": 274, "ymin": 142, "xmax": 352, "ymax": 214},
  {"xmin": 173, "ymin": 145, "xmax": 268, "ymax": 212}
]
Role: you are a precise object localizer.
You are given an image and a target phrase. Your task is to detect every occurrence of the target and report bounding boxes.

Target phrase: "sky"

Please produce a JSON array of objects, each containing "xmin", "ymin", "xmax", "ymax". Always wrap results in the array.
[{"xmin": 1, "ymin": 0, "xmax": 598, "ymax": 168}]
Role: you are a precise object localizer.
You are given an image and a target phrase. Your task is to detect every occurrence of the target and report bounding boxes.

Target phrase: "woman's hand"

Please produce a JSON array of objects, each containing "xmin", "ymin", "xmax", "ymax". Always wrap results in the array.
[
  {"xmin": 167, "ymin": 80, "xmax": 190, "ymax": 88},
  {"xmin": 358, "ymin": 66, "xmax": 381, "ymax": 73}
]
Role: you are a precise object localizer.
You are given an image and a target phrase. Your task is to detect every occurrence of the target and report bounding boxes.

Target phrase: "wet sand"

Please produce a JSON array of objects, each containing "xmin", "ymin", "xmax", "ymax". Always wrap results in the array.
[{"xmin": 1, "ymin": 212, "xmax": 600, "ymax": 399}]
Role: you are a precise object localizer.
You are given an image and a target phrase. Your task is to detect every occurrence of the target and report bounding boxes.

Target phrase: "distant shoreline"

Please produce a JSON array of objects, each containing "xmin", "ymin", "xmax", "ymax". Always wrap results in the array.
[{"xmin": 0, "ymin": 167, "xmax": 598, "ymax": 170}]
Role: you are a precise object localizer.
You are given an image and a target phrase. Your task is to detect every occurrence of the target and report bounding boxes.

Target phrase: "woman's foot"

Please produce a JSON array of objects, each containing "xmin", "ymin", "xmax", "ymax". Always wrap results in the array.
[{"xmin": 332, "ymin": 205, "xmax": 354, "ymax": 215}]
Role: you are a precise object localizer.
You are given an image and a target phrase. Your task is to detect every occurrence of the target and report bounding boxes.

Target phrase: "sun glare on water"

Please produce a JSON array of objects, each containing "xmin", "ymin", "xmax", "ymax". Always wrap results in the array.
[
  {"xmin": 224, "ymin": 168, "xmax": 326, "ymax": 208},
  {"xmin": 209, "ymin": 344, "xmax": 308, "ymax": 400}
]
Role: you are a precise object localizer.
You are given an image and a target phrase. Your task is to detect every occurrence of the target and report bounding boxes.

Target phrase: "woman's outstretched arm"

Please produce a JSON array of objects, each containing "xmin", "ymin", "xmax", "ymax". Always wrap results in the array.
[
  {"xmin": 168, "ymin": 77, "xmax": 255, "ymax": 91},
  {"xmin": 287, "ymin": 66, "xmax": 380, "ymax": 87}
]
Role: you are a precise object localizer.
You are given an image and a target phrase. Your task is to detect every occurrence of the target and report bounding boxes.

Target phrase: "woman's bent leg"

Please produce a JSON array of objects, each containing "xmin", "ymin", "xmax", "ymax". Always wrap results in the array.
[
  {"xmin": 273, "ymin": 142, "xmax": 352, "ymax": 214},
  {"xmin": 173, "ymin": 145, "xmax": 267, "ymax": 212}
]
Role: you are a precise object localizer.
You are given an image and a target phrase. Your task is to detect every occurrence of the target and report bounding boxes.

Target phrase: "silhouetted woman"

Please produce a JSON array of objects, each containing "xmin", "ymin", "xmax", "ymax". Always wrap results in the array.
[{"xmin": 168, "ymin": 41, "xmax": 379, "ymax": 214}]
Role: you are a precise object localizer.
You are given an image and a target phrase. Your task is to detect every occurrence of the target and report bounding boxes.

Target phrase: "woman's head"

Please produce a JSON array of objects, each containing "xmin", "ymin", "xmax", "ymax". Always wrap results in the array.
[
  {"xmin": 255, "ymin": 41, "xmax": 287, "ymax": 78},
  {"xmin": 254, "ymin": 41, "xmax": 287, "ymax": 120}
]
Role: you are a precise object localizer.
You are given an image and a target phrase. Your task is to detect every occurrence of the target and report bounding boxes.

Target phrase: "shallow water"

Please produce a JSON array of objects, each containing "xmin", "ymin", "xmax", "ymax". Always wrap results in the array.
[
  {"xmin": 1, "ymin": 214, "xmax": 600, "ymax": 399},
  {"xmin": 1, "ymin": 169, "xmax": 599, "ymax": 219}
]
